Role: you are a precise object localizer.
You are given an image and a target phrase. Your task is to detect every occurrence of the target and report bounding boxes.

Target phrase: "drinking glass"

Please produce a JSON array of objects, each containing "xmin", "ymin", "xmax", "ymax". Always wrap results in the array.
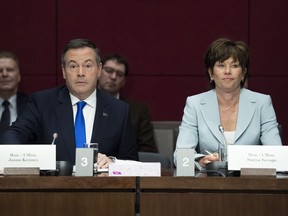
[
  {"xmin": 84, "ymin": 143, "xmax": 99, "ymax": 172},
  {"xmin": 218, "ymin": 144, "xmax": 228, "ymax": 162}
]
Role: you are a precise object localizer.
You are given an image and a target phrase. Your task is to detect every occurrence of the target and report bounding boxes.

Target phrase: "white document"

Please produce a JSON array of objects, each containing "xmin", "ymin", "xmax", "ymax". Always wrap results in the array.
[
  {"xmin": 109, "ymin": 160, "xmax": 161, "ymax": 176},
  {"xmin": 0, "ymin": 145, "xmax": 56, "ymax": 173},
  {"xmin": 228, "ymin": 145, "xmax": 288, "ymax": 171}
]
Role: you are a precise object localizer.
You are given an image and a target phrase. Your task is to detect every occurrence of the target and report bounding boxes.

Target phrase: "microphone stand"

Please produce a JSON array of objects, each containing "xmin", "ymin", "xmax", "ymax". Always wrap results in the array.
[{"xmin": 205, "ymin": 125, "xmax": 228, "ymax": 177}]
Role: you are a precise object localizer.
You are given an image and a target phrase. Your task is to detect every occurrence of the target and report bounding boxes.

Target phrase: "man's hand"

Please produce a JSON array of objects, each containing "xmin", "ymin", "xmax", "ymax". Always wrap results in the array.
[{"xmin": 97, "ymin": 153, "xmax": 113, "ymax": 168}]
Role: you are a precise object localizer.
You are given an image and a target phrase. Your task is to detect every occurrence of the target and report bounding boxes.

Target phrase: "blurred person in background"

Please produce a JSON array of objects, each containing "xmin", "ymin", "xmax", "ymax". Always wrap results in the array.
[
  {"xmin": 98, "ymin": 53, "xmax": 158, "ymax": 153},
  {"xmin": 0, "ymin": 51, "xmax": 27, "ymax": 134}
]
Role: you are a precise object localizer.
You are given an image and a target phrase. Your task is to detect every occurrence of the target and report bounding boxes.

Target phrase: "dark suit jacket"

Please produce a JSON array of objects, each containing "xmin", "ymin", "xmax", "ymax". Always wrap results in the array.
[
  {"xmin": 122, "ymin": 98, "xmax": 158, "ymax": 153},
  {"xmin": 0, "ymin": 86, "xmax": 138, "ymax": 164},
  {"xmin": 16, "ymin": 92, "xmax": 28, "ymax": 114}
]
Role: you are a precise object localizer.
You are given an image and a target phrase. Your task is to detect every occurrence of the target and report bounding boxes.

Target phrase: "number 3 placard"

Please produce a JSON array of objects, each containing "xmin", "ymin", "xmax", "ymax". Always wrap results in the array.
[
  {"xmin": 176, "ymin": 148, "xmax": 195, "ymax": 176},
  {"xmin": 75, "ymin": 148, "xmax": 94, "ymax": 176}
]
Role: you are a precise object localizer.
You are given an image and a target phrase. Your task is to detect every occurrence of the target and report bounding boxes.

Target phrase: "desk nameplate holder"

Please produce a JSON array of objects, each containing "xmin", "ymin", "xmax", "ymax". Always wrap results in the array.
[
  {"xmin": 4, "ymin": 167, "xmax": 40, "ymax": 176},
  {"xmin": 0, "ymin": 145, "xmax": 56, "ymax": 176},
  {"xmin": 176, "ymin": 148, "xmax": 195, "ymax": 176},
  {"xmin": 241, "ymin": 168, "xmax": 276, "ymax": 177}
]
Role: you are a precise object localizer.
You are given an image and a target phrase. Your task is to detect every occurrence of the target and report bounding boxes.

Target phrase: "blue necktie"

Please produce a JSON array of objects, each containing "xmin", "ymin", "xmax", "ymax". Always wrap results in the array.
[{"xmin": 75, "ymin": 101, "xmax": 87, "ymax": 148}]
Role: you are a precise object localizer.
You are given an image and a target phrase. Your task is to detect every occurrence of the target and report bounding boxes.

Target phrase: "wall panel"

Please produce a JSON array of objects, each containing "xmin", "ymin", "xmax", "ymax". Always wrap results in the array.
[{"xmin": 249, "ymin": 0, "xmax": 288, "ymax": 143}]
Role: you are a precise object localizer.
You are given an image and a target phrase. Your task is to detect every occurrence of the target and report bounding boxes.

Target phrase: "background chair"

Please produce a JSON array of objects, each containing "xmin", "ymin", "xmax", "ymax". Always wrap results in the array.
[
  {"xmin": 151, "ymin": 121, "xmax": 181, "ymax": 168},
  {"xmin": 138, "ymin": 152, "xmax": 171, "ymax": 169}
]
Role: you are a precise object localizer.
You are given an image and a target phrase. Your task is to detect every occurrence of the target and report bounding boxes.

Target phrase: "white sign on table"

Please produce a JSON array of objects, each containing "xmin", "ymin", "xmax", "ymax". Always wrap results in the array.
[
  {"xmin": 109, "ymin": 160, "xmax": 161, "ymax": 176},
  {"xmin": 228, "ymin": 145, "xmax": 288, "ymax": 172},
  {"xmin": 0, "ymin": 145, "xmax": 56, "ymax": 172}
]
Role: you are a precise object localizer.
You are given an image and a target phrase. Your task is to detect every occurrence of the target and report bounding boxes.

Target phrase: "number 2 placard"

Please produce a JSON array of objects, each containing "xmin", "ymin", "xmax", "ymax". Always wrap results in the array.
[{"xmin": 176, "ymin": 148, "xmax": 195, "ymax": 176}]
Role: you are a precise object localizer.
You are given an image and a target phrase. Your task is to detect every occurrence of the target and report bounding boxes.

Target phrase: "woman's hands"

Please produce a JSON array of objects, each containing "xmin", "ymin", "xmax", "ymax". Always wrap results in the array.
[{"xmin": 198, "ymin": 152, "xmax": 219, "ymax": 167}]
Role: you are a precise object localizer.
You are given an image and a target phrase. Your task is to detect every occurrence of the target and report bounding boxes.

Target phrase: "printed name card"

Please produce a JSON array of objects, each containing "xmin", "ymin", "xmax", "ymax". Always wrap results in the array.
[
  {"xmin": 109, "ymin": 160, "xmax": 161, "ymax": 176},
  {"xmin": 228, "ymin": 145, "xmax": 288, "ymax": 171},
  {"xmin": 0, "ymin": 145, "xmax": 56, "ymax": 171}
]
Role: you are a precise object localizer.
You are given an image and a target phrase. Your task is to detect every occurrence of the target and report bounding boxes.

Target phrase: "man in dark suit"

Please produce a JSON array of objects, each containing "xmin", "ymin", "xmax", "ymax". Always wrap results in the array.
[
  {"xmin": 0, "ymin": 51, "xmax": 27, "ymax": 134},
  {"xmin": 0, "ymin": 39, "xmax": 138, "ymax": 167},
  {"xmin": 98, "ymin": 54, "xmax": 158, "ymax": 153}
]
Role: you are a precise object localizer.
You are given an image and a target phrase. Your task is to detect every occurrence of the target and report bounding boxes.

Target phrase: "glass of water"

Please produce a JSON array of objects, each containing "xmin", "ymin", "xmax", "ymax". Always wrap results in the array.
[
  {"xmin": 84, "ymin": 143, "xmax": 99, "ymax": 172},
  {"xmin": 218, "ymin": 144, "xmax": 228, "ymax": 162}
]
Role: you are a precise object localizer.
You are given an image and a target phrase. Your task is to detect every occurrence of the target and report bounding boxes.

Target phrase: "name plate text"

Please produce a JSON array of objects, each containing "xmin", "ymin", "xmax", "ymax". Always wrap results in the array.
[
  {"xmin": 228, "ymin": 145, "xmax": 288, "ymax": 171},
  {"xmin": 0, "ymin": 145, "xmax": 56, "ymax": 171}
]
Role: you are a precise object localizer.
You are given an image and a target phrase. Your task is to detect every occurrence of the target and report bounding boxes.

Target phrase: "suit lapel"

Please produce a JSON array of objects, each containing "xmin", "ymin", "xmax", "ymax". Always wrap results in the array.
[
  {"xmin": 91, "ymin": 90, "xmax": 110, "ymax": 141},
  {"xmin": 16, "ymin": 92, "xmax": 28, "ymax": 114},
  {"xmin": 200, "ymin": 90, "xmax": 223, "ymax": 143},
  {"xmin": 200, "ymin": 89, "xmax": 256, "ymax": 143},
  {"xmin": 55, "ymin": 87, "xmax": 75, "ymax": 149},
  {"xmin": 235, "ymin": 89, "xmax": 256, "ymax": 141}
]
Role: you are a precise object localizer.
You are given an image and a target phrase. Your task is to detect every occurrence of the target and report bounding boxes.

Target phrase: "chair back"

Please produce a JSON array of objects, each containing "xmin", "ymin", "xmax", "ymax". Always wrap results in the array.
[
  {"xmin": 152, "ymin": 121, "xmax": 181, "ymax": 168},
  {"xmin": 138, "ymin": 152, "xmax": 171, "ymax": 169}
]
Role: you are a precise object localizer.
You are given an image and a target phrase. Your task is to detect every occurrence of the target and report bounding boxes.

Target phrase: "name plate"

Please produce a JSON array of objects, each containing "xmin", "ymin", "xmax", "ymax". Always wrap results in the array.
[
  {"xmin": 0, "ymin": 145, "xmax": 56, "ymax": 171},
  {"xmin": 228, "ymin": 145, "xmax": 288, "ymax": 171}
]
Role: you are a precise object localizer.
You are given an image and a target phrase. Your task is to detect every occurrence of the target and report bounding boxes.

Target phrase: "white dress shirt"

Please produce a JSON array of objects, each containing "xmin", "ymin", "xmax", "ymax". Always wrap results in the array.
[{"xmin": 224, "ymin": 131, "xmax": 236, "ymax": 145}]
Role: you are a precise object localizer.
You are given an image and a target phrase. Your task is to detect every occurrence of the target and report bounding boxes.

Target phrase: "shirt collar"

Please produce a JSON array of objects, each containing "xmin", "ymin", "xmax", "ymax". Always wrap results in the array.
[
  {"xmin": 0, "ymin": 95, "xmax": 17, "ymax": 108},
  {"xmin": 70, "ymin": 89, "xmax": 97, "ymax": 108}
]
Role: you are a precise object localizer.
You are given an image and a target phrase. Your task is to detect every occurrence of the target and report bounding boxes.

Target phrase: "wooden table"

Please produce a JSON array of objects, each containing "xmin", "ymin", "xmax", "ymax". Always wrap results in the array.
[
  {"xmin": 0, "ymin": 176, "xmax": 136, "ymax": 216},
  {"xmin": 139, "ymin": 175, "xmax": 288, "ymax": 216},
  {"xmin": 1, "ymin": 173, "xmax": 288, "ymax": 216}
]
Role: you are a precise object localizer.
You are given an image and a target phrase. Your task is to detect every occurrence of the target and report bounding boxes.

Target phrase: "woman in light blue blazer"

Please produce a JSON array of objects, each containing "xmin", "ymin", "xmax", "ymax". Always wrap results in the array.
[{"xmin": 174, "ymin": 38, "xmax": 282, "ymax": 168}]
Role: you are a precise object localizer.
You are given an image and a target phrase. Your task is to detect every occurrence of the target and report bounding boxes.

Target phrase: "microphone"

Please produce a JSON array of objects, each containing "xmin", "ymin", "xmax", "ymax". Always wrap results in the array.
[
  {"xmin": 218, "ymin": 125, "xmax": 228, "ymax": 161},
  {"xmin": 218, "ymin": 125, "xmax": 228, "ymax": 146},
  {"xmin": 205, "ymin": 125, "xmax": 228, "ymax": 177},
  {"xmin": 51, "ymin": 133, "xmax": 58, "ymax": 145}
]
